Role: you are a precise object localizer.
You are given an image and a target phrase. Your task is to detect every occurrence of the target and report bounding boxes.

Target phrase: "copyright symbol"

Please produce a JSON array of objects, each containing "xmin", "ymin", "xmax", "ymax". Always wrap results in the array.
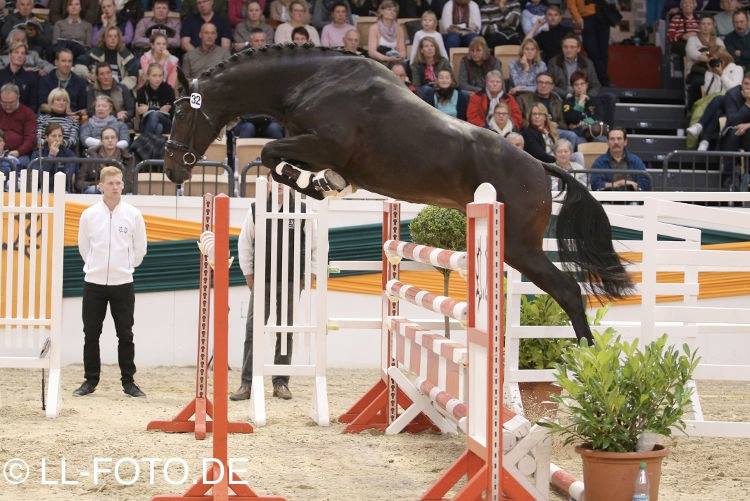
[{"xmin": 3, "ymin": 458, "xmax": 29, "ymax": 484}]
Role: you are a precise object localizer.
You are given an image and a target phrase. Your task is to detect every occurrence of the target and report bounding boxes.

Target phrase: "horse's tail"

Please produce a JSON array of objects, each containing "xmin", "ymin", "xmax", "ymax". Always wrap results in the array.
[{"xmin": 541, "ymin": 162, "xmax": 634, "ymax": 299}]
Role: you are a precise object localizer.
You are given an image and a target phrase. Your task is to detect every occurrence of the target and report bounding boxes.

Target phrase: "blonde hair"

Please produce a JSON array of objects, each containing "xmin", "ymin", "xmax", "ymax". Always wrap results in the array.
[
  {"xmin": 99, "ymin": 165, "xmax": 123, "ymax": 183},
  {"xmin": 147, "ymin": 62, "xmax": 164, "ymax": 76},
  {"xmin": 519, "ymin": 38, "xmax": 541, "ymax": 64},
  {"xmin": 528, "ymin": 103, "xmax": 559, "ymax": 140},
  {"xmin": 377, "ymin": 0, "xmax": 399, "ymax": 18},
  {"xmin": 421, "ymin": 10, "xmax": 437, "ymax": 25},
  {"xmin": 47, "ymin": 87, "xmax": 71, "ymax": 109},
  {"xmin": 98, "ymin": 26, "xmax": 123, "ymax": 50}
]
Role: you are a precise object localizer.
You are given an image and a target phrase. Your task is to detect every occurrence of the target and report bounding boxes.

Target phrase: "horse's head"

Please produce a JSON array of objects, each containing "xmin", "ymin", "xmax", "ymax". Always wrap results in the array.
[{"xmin": 164, "ymin": 67, "xmax": 221, "ymax": 184}]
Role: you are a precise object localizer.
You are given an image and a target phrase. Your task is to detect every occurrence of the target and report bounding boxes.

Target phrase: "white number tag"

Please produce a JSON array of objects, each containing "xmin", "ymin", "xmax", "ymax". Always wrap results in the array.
[{"xmin": 190, "ymin": 93, "xmax": 202, "ymax": 109}]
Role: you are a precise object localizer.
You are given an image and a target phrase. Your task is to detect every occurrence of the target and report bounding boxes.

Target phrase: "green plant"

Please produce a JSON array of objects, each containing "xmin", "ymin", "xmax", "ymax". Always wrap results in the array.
[
  {"xmin": 409, "ymin": 206, "xmax": 466, "ymax": 337},
  {"xmin": 519, "ymin": 295, "xmax": 572, "ymax": 369},
  {"xmin": 542, "ymin": 329, "xmax": 700, "ymax": 452}
]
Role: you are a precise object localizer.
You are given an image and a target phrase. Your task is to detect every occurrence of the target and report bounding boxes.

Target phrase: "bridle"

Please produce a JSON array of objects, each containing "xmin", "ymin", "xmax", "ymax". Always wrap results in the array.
[{"xmin": 165, "ymin": 80, "xmax": 218, "ymax": 168}]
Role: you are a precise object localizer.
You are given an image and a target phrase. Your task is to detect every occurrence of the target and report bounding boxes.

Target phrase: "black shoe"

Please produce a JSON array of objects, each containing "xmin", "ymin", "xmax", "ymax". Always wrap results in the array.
[
  {"xmin": 72, "ymin": 381, "xmax": 97, "ymax": 396},
  {"xmin": 123, "ymin": 382, "xmax": 146, "ymax": 398}
]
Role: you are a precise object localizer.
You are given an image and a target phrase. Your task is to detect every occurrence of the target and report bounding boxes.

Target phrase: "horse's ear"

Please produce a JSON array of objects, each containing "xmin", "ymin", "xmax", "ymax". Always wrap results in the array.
[{"xmin": 176, "ymin": 66, "xmax": 190, "ymax": 96}]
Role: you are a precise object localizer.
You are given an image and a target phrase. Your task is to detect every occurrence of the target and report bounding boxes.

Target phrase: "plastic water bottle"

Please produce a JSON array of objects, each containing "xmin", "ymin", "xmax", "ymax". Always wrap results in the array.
[{"xmin": 632, "ymin": 462, "xmax": 650, "ymax": 501}]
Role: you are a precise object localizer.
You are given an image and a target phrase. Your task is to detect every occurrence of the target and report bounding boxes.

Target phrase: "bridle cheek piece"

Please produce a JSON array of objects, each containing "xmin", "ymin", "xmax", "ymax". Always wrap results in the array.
[{"xmin": 165, "ymin": 94, "xmax": 214, "ymax": 169}]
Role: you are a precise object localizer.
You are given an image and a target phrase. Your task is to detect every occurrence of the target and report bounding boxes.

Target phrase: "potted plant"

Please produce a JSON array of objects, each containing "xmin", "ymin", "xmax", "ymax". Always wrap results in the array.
[{"xmin": 543, "ymin": 329, "xmax": 700, "ymax": 501}]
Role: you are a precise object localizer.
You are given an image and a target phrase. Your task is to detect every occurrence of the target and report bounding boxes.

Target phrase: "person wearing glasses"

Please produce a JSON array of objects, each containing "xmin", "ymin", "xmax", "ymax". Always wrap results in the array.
[{"xmin": 516, "ymin": 71, "xmax": 581, "ymax": 148}]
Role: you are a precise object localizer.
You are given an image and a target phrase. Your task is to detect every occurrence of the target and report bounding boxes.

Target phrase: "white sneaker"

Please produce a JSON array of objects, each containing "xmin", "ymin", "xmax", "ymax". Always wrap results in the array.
[
  {"xmin": 697, "ymin": 140, "xmax": 710, "ymax": 151},
  {"xmin": 687, "ymin": 123, "xmax": 703, "ymax": 137}
]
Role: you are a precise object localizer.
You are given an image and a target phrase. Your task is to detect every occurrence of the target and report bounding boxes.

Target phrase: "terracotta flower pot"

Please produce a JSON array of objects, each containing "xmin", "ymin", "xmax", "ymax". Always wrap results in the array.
[
  {"xmin": 575, "ymin": 444, "xmax": 670, "ymax": 501},
  {"xmin": 518, "ymin": 381, "xmax": 561, "ymax": 413}
]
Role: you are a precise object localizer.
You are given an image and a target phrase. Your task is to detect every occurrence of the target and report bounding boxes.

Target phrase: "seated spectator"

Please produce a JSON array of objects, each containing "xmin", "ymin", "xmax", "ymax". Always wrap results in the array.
[
  {"xmin": 666, "ymin": 0, "xmax": 699, "ymax": 54},
  {"xmin": 275, "ymin": 0, "xmax": 321, "ymax": 45},
  {"xmin": 509, "ymin": 38, "xmax": 546, "ymax": 95},
  {"xmin": 181, "ymin": 0, "xmax": 232, "ymax": 51},
  {"xmin": 702, "ymin": 47, "xmax": 743, "ymax": 96},
  {"xmin": 30, "ymin": 122, "xmax": 78, "ymax": 188},
  {"xmin": 506, "ymin": 130, "xmax": 524, "ymax": 149},
  {"xmin": 521, "ymin": 0, "xmax": 545, "ymax": 35},
  {"xmin": 136, "ymin": 63, "xmax": 174, "ymax": 135},
  {"xmin": 0, "ymin": 42, "xmax": 38, "ymax": 112},
  {"xmin": 467, "ymin": 69, "xmax": 522, "ymax": 128},
  {"xmin": 81, "ymin": 95, "xmax": 130, "ymax": 149},
  {"xmin": 521, "ymin": 102, "xmax": 557, "ymax": 162},
  {"xmin": 291, "ymin": 25, "xmax": 311, "ymax": 44},
  {"xmin": 1, "ymin": 0, "xmax": 53, "ymax": 50},
  {"xmin": 410, "ymin": 11, "xmax": 448, "ymax": 62},
  {"xmin": 232, "ymin": 1, "xmax": 274, "ymax": 51},
  {"xmin": 233, "ymin": 115, "xmax": 284, "ymax": 139},
  {"xmin": 39, "ymin": 48, "xmax": 88, "ymax": 115},
  {"xmin": 458, "ymin": 36, "xmax": 501, "ymax": 93},
  {"xmin": 81, "ymin": 126, "xmax": 135, "ymax": 193},
  {"xmin": 320, "ymin": 2, "xmax": 355, "ymax": 48},
  {"xmin": 2, "ymin": 29, "xmax": 54, "ymax": 75},
  {"xmin": 242, "ymin": 27, "xmax": 270, "ymax": 50},
  {"xmin": 182, "ymin": 22, "xmax": 231, "ymax": 79},
  {"xmin": 132, "ymin": 0, "xmax": 181, "ymax": 51},
  {"xmin": 91, "ymin": 0, "xmax": 134, "ymax": 47},
  {"xmin": 367, "ymin": 0, "xmax": 406, "ymax": 64},
  {"xmin": 526, "ymin": 5, "xmax": 571, "ymax": 63},
  {"xmin": 516, "ymin": 71, "xmax": 581, "ymax": 147},
  {"xmin": 52, "ymin": 0, "xmax": 93, "ymax": 60},
  {"xmin": 420, "ymin": 68, "xmax": 468, "ymax": 120},
  {"xmin": 479, "ymin": 0, "xmax": 520, "ymax": 49},
  {"xmin": 548, "ymin": 34, "xmax": 600, "ymax": 98},
  {"xmin": 411, "ymin": 36, "xmax": 452, "ymax": 91},
  {"xmin": 487, "ymin": 101, "xmax": 515, "ymax": 136},
  {"xmin": 390, "ymin": 60, "xmax": 418, "ymax": 93},
  {"xmin": 181, "ymin": 0, "xmax": 228, "ymax": 18},
  {"xmin": 716, "ymin": 76, "xmax": 750, "ymax": 156},
  {"xmin": 36, "ymin": 88, "xmax": 80, "ymax": 151},
  {"xmin": 312, "ymin": 0, "xmax": 353, "ymax": 32},
  {"xmin": 591, "ymin": 127, "xmax": 651, "ymax": 191},
  {"xmin": 0, "ymin": 83, "xmax": 35, "ymax": 169},
  {"xmin": 552, "ymin": 137, "xmax": 586, "ymax": 190},
  {"xmin": 562, "ymin": 71, "xmax": 614, "ymax": 143},
  {"xmin": 0, "ymin": 129, "xmax": 23, "ymax": 186},
  {"xmin": 724, "ymin": 10, "xmax": 750, "ymax": 70},
  {"xmin": 715, "ymin": 0, "xmax": 737, "ymax": 38},
  {"xmin": 48, "ymin": 0, "xmax": 99, "ymax": 25},
  {"xmin": 86, "ymin": 63, "xmax": 135, "ymax": 123},
  {"xmin": 687, "ymin": 72, "xmax": 750, "ymax": 150},
  {"xmin": 86, "ymin": 26, "xmax": 140, "ymax": 90},
  {"xmin": 686, "ymin": 15, "xmax": 724, "ymax": 75},
  {"xmin": 140, "ymin": 32, "xmax": 179, "ymax": 88},
  {"xmin": 342, "ymin": 28, "xmax": 365, "ymax": 56},
  {"xmin": 269, "ymin": 0, "xmax": 293, "ymax": 24},
  {"xmin": 440, "ymin": 0, "xmax": 481, "ymax": 50}
]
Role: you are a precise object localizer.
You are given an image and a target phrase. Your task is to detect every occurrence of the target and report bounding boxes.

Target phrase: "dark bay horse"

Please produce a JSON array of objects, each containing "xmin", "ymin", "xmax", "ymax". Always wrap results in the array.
[{"xmin": 164, "ymin": 44, "xmax": 633, "ymax": 344}]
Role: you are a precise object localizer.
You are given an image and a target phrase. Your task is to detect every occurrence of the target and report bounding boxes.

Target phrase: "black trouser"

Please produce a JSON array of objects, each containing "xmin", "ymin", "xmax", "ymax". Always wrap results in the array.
[
  {"xmin": 81, "ymin": 282, "xmax": 136, "ymax": 385},
  {"xmin": 583, "ymin": 14, "xmax": 611, "ymax": 86},
  {"xmin": 697, "ymin": 94, "xmax": 725, "ymax": 142},
  {"xmin": 240, "ymin": 282, "xmax": 297, "ymax": 387}
]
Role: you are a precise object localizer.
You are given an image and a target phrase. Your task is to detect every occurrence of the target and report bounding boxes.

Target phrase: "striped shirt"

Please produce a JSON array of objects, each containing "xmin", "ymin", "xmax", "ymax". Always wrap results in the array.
[
  {"xmin": 480, "ymin": 1, "xmax": 521, "ymax": 37},
  {"xmin": 36, "ymin": 112, "xmax": 80, "ymax": 151}
]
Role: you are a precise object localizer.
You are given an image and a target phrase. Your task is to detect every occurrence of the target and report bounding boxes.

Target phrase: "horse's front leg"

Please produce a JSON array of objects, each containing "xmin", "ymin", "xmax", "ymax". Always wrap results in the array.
[{"xmin": 260, "ymin": 134, "xmax": 352, "ymax": 200}]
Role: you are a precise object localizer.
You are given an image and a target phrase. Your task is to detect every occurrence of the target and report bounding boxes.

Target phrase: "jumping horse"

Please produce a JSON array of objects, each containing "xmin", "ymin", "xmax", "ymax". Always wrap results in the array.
[{"xmin": 164, "ymin": 43, "xmax": 633, "ymax": 344}]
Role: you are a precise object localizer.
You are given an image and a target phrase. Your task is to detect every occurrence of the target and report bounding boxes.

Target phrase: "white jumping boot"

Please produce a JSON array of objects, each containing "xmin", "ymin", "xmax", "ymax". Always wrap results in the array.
[{"xmin": 275, "ymin": 161, "xmax": 312, "ymax": 189}]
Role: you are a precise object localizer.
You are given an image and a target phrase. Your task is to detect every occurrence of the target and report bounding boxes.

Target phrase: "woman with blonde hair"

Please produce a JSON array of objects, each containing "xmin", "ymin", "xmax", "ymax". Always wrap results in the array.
[
  {"xmin": 509, "ymin": 38, "xmax": 546, "ymax": 95},
  {"xmin": 367, "ymin": 0, "xmax": 407, "ymax": 64},
  {"xmin": 410, "ymin": 36, "xmax": 452, "ymax": 89},
  {"xmin": 458, "ymin": 35, "xmax": 501, "ymax": 92},
  {"xmin": 521, "ymin": 102, "xmax": 558, "ymax": 162},
  {"xmin": 36, "ymin": 88, "xmax": 80, "ymax": 151}
]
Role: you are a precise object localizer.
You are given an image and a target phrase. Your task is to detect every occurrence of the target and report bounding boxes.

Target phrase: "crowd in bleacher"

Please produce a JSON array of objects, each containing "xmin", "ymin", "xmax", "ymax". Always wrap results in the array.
[{"xmin": 0, "ymin": 0, "xmax": 748, "ymax": 194}]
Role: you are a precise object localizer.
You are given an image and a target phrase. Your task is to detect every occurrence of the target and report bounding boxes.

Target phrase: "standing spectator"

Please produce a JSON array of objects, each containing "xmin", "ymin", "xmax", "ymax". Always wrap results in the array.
[
  {"xmin": 715, "ymin": 0, "xmax": 738, "ymax": 38},
  {"xmin": 410, "ymin": 11, "xmax": 448, "ymax": 62},
  {"xmin": 420, "ymin": 68, "xmax": 468, "ymax": 120},
  {"xmin": 231, "ymin": 174, "xmax": 314, "ymax": 402},
  {"xmin": 0, "ymin": 83, "xmax": 36, "ymax": 168},
  {"xmin": 232, "ymin": 1, "xmax": 274, "ymax": 50},
  {"xmin": 479, "ymin": 0, "xmax": 520, "ymax": 48},
  {"xmin": 567, "ymin": 0, "xmax": 611, "ymax": 86},
  {"xmin": 274, "ymin": 0, "xmax": 321, "ymax": 45},
  {"xmin": 36, "ymin": 88, "xmax": 80, "ymax": 150},
  {"xmin": 367, "ymin": 0, "xmax": 407, "ymax": 63},
  {"xmin": 508, "ymin": 38, "xmax": 546, "ymax": 95},
  {"xmin": 39, "ymin": 48, "xmax": 88, "ymax": 115},
  {"xmin": 467, "ymin": 69, "xmax": 522, "ymax": 128},
  {"xmin": 440, "ymin": 0, "xmax": 481, "ymax": 50},
  {"xmin": 562, "ymin": 70, "xmax": 613, "ymax": 143},
  {"xmin": 48, "ymin": 0, "xmax": 99, "ymax": 25},
  {"xmin": 81, "ymin": 94, "xmax": 130, "ymax": 149},
  {"xmin": 487, "ymin": 101, "xmax": 515, "ymax": 136},
  {"xmin": 724, "ymin": 9, "xmax": 750, "ymax": 70},
  {"xmin": 311, "ymin": 0, "xmax": 353, "ymax": 32},
  {"xmin": 320, "ymin": 2, "xmax": 355, "ymax": 48},
  {"xmin": 1, "ymin": 0, "xmax": 53, "ymax": 47},
  {"xmin": 30, "ymin": 122, "xmax": 78, "ymax": 189},
  {"xmin": 520, "ymin": 0, "xmax": 545, "ymax": 35},
  {"xmin": 526, "ymin": 6, "xmax": 571, "ymax": 63},
  {"xmin": 552, "ymin": 138, "xmax": 586, "ymax": 190},
  {"xmin": 457, "ymin": 35, "xmax": 500, "ymax": 92},
  {"xmin": 666, "ymin": 0, "xmax": 700, "ymax": 51},
  {"xmin": 181, "ymin": 0, "xmax": 232, "ymax": 51},
  {"xmin": 139, "ymin": 32, "xmax": 179, "ymax": 89},
  {"xmin": 86, "ymin": 63, "xmax": 135, "ymax": 123},
  {"xmin": 136, "ymin": 63, "xmax": 174, "ymax": 135},
  {"xmin": 411, "ymin": 36, "xmax": 452, "ymax": 90},
  {"xmin": 516, "ymin": 71, "xmax": 581, "ymax": 147},
  {"xmin": 0, "ymin": 42, "xmax": 38, "ymax": 112},
  {"xmin": 342, "ymin": 28, "xmax": 365, "ymax": 56},
  {"xmin": 548, "ymin": 34, "xmax": 601, "ymax": 98},
  {"xmin": 2, "ymin": 28, "xmax": 54, "ymax": 75},
  {"xmin": 90, "ymin": 0, "xmax": 135, "ymax": 46},
  {"xmin": 132, "ymin": 0, "xmax": 181, "ymax": 50},
  {"xmin": 521, "ymin": 102, "xmax": 558, "ymax": 162},
  {"xmin": 591, "ymin": 127, "xmax": 651, "ymax": 191},
  {"xmin": 182, "ymin": 23, "xmax": 231, "ymax": 79},
  {"xmin": 86, "ymin": 26, "xmax": 140, "ymax": 91},
  {"xmin": 73, "ymin": 165, "xmax": 146, "ymax": 397},
  {"xmin": 52, "ymin": 0, "xmax": 93, "ymax": 60}
]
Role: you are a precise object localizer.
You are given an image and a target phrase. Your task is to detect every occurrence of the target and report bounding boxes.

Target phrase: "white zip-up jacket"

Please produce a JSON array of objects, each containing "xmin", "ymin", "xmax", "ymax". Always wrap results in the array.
[{"xmin": 78, "ymin": 200, "xmax": 147, "ymax": 285}]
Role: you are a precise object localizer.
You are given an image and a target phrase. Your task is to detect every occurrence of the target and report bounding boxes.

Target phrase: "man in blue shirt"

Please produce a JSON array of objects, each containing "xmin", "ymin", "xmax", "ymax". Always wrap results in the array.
[{"xmin": 591, "ymin": 127, "xmax": 651, "ymax": 191}]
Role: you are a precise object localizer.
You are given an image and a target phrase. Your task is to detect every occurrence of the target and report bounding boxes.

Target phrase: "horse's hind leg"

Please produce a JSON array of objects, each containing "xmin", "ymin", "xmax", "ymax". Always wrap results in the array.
[{"xmin": 511, "ymin": 249, "xmax": 594, "ymax": 345}]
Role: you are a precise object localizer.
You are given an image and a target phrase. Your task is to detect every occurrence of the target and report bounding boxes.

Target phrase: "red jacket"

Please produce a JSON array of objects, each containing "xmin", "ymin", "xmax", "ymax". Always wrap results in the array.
[
  {"xmin": 467, "ymin": 91, "xmax": 523, "ymax": 130},
  {"xmin": 0, "ymin": 104, "xmax": 36, "ymax": 156}
]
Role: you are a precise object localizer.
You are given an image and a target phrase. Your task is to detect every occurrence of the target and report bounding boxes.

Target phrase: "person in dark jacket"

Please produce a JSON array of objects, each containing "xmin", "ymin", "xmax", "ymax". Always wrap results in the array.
[
  {"xmin": 30, "ymin": 122, "xmax": 78, "ymax": 190},
  {"xmin": 526, "ymin": 6, "xmax": 572, "ymax": 63},
  {"xmin": 420, "ymin": 68, "xmax": 469, "ymax": 120},
  {"xmin": 38, "ymin": 48, "xmax": 88, "ymax": 115},
  {"xmin": 547, "ymin": 34, "xmax": 601, "ymax": 98},
  {"xmin": 521, "ymin": 101, "xmax": 558, "ymax": 163},
  {"xmin": 687, "ymin": 72, "xmax": 750, "ymax": 150},
  {"xmin": 562, "ymin": 70, "xmax": 614, "ymax": 142},
  {"xmin": 591, "ymin": 127, "xmax": 651, "ymax": 191},
  {"xmin": 136, "ymin": 63, "xmax": 175, "ymax": 136},
  {"xmin": 410, "ymin": 35, "xmax": 453, "ymax": 92},
  {"xmin": 79, "ymin": 126, "xmax": 136, "ymax": 193},
  {"xmin": 0, "ymin": 42, "xmax": 39, "ymax": 112}
]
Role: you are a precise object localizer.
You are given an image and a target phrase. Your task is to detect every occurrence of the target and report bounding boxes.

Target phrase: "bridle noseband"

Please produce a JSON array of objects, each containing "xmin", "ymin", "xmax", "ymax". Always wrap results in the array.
[{"xmin": 165, "ymin": 81, "xmax": 218, "ymax": 168}]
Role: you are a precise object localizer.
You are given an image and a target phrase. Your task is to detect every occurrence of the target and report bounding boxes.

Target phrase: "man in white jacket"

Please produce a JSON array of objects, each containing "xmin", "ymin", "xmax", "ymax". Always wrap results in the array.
[{"xmin": 73, "ymin": 166, "xmax": 147, "ymax": 398}]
